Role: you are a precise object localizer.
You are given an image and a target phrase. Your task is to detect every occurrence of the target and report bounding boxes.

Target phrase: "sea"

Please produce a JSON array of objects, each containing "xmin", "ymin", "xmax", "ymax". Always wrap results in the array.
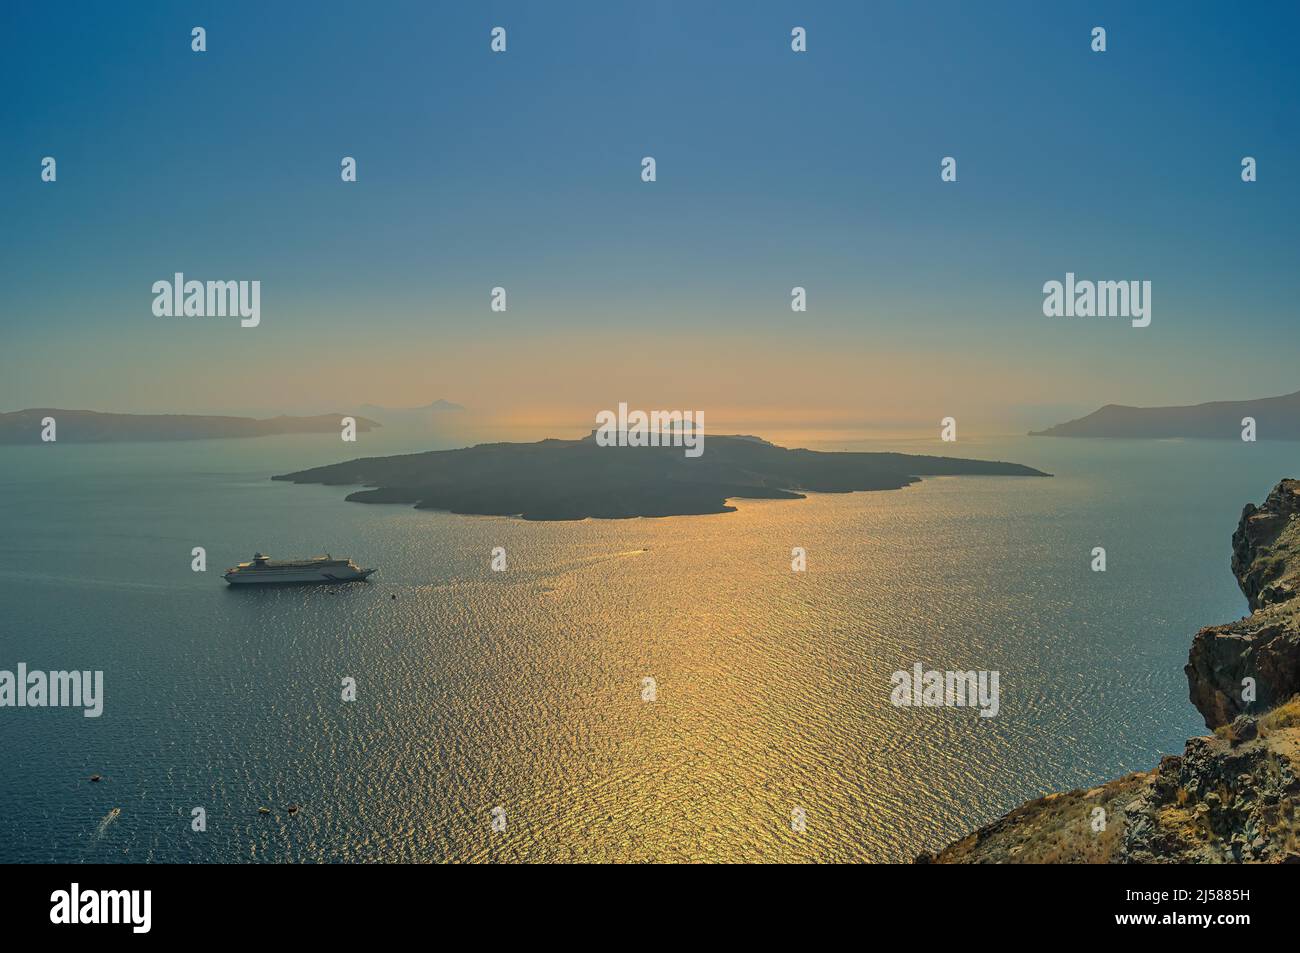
[{"xmin": 0, "ymin": 430, "xmax": 1295, "ymax": 862}]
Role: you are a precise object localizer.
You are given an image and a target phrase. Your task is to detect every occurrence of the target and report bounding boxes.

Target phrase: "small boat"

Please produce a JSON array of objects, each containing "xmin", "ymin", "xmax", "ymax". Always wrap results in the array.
[{"xmin": 224, "ymin": 552, "xmax": 376, "ymax": 586}]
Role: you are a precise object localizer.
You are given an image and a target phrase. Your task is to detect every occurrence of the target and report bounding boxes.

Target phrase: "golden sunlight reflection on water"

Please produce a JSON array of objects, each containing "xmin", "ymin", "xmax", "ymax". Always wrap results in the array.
[
  {"xmin": 2, "ymin": 435, "xmax": 1272, "ymax": 862},
  {"xmin": 312, "ymin": 470, "xmax": 1168, "ymax": 861}
]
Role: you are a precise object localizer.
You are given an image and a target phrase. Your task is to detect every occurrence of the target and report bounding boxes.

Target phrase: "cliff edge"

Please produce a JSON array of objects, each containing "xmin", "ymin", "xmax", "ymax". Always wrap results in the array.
[
  {"xmin": 1186, "ymin": 479, "xmax": 1300, "ymax": 728},
  {"xmin": 920, "ymin": 479, "xmax": 1300, "ymax": 863}
]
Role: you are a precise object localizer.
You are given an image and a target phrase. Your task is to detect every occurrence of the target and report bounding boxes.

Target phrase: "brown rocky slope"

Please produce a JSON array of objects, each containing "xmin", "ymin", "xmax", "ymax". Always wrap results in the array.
[{"xmin": 920, "ymin": 479, "xmax": 1300, "ymax": 863}]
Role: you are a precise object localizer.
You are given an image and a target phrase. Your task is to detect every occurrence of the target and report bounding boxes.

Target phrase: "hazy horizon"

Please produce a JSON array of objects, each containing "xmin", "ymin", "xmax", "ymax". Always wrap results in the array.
[{"xmin": 5, "ymin": 384, "xmax": 1300, "ymax": 447}]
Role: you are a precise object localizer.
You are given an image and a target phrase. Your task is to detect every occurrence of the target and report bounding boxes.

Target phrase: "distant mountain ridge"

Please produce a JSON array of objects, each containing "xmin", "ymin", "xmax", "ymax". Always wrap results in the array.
[
  {"xmin": 274, "ymin": 432, "xmax": 1050, "ymax": 521},
  {"xmin": 1030, "ymin": 390, "xmax": 1300, "ymax": 439},
  {"xmin": 358, "ymin": 397, "xmax": 465, "ymax": 416},
  {"xmin": 0, "ymin": 409, "xmax": 380, "ymax": 443}
]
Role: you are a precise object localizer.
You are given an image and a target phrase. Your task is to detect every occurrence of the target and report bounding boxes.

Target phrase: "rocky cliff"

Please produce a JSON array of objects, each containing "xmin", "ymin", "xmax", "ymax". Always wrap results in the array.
[
  {"xmin": 920, "ymin": 479, "xmax": 1300, "ymax": 864},
  {"xmin": 1186, "ymin": 480, "xmax": 1300, "ymax": 728}
]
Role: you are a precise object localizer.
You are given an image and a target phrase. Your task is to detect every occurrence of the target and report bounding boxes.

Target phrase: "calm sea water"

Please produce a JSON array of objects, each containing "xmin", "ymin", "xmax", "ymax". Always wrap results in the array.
[{"xmin": 0, "ymin": 431, "xmax": 1294, "ymax": 862}]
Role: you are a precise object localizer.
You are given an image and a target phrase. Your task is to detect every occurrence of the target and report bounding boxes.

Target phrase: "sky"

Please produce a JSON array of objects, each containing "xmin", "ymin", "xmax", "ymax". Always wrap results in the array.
[{"xmin": 2, "ymin": 1, "xmax": 1298, "ymax": 436}]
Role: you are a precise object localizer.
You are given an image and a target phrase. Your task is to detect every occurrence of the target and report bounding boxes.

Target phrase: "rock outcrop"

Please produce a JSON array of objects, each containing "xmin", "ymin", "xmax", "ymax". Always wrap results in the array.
[
  {"xmin": 921, "ymin": 479, "xmax": 1300, "ymax": 864},
  {"xmin": 1187, "ymin": 479, "xmax": 1300, "ymax": 729}
]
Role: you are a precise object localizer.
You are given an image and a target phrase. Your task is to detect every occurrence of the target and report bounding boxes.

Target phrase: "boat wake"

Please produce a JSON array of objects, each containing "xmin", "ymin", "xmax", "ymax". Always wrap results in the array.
[{"xmin": 94, "ymin": 807, "xmax": 121, "ymax": 839}]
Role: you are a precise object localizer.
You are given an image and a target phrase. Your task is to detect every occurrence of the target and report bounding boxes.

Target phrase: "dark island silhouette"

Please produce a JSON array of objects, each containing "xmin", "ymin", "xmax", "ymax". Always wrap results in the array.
[
  {"xmin": 1030, "ymin": 389, "xmax": 1300, "ymax": 439},
  {"xmin": 0, "ymin": 408, "xmax": 380, "ymax": 443},
  {"xmin": 273, "ymin": 432, "xmax": 1051, "ymax": 521}
]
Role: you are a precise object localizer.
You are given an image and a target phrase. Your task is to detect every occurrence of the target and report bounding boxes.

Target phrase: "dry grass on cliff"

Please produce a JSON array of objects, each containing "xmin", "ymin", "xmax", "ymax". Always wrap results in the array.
[
  {"xmin": 1258, "ymin": 695, "xmax": 1300, "ymax": 736},
  {"xmin": 926, "ymin": 773, "xmax": 1148, "ymax": 864}
]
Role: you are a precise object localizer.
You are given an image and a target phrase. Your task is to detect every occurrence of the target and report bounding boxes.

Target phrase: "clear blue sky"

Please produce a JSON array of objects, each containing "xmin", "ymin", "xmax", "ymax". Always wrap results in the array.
[{"xmin": 2, "ymin": 1, "xmax": 1297, "ymax": 432}]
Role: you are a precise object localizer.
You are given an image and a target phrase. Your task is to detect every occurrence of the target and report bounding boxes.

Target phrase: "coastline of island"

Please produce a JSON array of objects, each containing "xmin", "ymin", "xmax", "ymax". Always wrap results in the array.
[
  {"xmin": 0, "ymin": 408, "xmax": 381, "ymax": 443},
  {"xmin": 272, "ymin": 432, "xmax": 1052, "ymax": 521},
  {"xmin": 1030, "ymin": 389, "xmax": 1300, "ymax": 440}
]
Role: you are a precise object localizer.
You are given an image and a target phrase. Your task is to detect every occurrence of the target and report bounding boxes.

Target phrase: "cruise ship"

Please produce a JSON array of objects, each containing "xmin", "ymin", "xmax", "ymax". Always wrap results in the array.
[{"xmin": 223, "ymin": 552, "xmax": 376, "ymax": 585}]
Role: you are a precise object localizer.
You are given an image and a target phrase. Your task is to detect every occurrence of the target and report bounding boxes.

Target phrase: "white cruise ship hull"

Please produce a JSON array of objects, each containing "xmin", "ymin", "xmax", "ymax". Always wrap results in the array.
[
  {"xmin": 224, "ymin": 566, "xmax": 376, "ymax": 585},
  {"xmin": 224, "ymin": 553, "xmax": 375, "ymax": 585}
]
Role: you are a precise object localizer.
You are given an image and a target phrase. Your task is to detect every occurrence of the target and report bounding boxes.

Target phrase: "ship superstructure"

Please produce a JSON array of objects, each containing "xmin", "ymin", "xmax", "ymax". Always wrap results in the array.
[{"xmin": 223, "ymin": 552, "xmax": 375, "ymax": 585}]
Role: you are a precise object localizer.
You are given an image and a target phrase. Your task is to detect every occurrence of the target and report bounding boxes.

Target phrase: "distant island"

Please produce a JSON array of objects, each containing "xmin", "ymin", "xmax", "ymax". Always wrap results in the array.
[
  {"xmin": 357, "ymin": 399, "xmax": 465, "ymax": 427},
  {"xmin": 0, "ymin": 409, "xmax": 380, "ymax": 443},
  {"xmin": 273, "ymin": 432, "xmax": 1050, "ymax": 521},
  {"xmin": 1030, "ymin": 389, "xmax": 1300, "ymax": 439}
]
